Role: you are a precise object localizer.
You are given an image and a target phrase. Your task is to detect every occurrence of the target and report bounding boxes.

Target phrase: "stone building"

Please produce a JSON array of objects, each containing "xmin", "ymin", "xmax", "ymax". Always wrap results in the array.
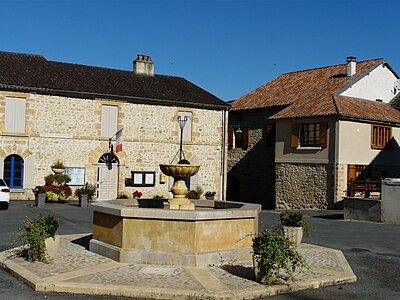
[
  {"xmin": 229, "ymin": 57, "xmax": 400, "ymax": 209},
  {"xmin": 0, "ymin": 51, "xmax": 229, "ymax": 200}
]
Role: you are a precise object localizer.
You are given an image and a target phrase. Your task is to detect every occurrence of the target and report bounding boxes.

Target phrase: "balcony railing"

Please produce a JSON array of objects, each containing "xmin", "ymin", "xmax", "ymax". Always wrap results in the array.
[{"xmin": 347, "ymin": 179, "xmax": 381, "ymax": 198}]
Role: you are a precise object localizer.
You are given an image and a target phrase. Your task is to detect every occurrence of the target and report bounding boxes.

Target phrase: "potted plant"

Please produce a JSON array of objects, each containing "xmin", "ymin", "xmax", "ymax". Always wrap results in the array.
[
  {"xmin": 186, "ymin": 186, "xmax": 203, "ymax": 199},
  {"xmin": 75, "ymin": 187, "xmax": 88, "ymax": 207},
  {"xmin": 51, "ymin": 159, "xmax": 66, "ymax": 174},
  {"xmin": 32, "ymin": 186, "xmax": 46, "ymax": 208},
  {"xmin": 14, "ymin": 214, "xmax": 59, "ymax": 263},
  {"xmin": 280, "ymin": 211, "xmax": 310, "ymax": 246},
  {"xmin": 117, "ymin": 193, "xmax": 129, "ymax": 199},
  {"xmin": 132, "ymin": 190, "xmax": 143, "ymax": 199},
  {"xmin": 252, "ymin": 230, "xmax": 306, "ymax": 285},
  {"xmin": 204, "ymin": 191, "xmax": 216, "ymax": 200}
]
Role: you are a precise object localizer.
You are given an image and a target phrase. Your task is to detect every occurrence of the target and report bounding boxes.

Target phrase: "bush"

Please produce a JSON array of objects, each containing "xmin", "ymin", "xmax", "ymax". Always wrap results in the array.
[
  {"xmin": 14, "ymin": 214, "xmax": 59, "ymax": 263},
  {"xmin": 252, "ymin": 230, "xmax": 306, "ymax": 285},
  {"xmin": 45, "ymin": 174, "xmax": 71, "ymax": 185}
]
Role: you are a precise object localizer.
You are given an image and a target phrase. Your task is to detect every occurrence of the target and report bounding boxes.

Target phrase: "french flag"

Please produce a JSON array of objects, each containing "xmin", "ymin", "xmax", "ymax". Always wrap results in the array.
[{"xmin": 116, "ymin": 129, "xmax": 123, "ymax": 153}]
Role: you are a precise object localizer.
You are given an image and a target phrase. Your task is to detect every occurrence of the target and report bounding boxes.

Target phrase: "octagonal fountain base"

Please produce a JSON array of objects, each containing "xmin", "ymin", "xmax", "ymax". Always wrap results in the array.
[{"xmin": 89, "ymin": 199, "xmax": 261, "ymax": 267}]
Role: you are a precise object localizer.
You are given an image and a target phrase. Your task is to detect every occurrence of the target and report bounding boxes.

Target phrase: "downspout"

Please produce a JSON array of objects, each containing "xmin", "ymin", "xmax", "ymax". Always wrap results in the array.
[
  {"xmin": 333, "ymin": 119, "xmax": 339, "ymax": 206},
  {"xmin": 220, "ymin": 108, "xmax": 227, "ymax": 200},
  {"xmin": 332, "ymin": 95, "xmax": 341, "ymax": 207}
]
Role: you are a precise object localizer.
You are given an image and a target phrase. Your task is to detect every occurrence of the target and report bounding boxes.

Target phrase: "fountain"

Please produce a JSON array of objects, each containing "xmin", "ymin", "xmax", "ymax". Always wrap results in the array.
[
  {"xmin": 89, "ymin": 116, "xmax": 261, "ymax": 266},
  {"xmin": 159, "ymin": 163, "xmax": 199, "ymax": 210}
]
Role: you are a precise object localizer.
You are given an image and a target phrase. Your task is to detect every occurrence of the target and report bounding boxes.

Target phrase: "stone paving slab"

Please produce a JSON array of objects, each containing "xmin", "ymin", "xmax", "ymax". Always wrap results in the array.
[{"xmin": 0, "ymin": 234, "xmax": 356, "ymax": 300}]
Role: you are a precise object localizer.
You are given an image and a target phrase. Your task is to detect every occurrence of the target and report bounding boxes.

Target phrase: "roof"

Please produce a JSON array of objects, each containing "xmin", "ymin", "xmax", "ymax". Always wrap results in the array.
[
  {"xmin": 390, "ymin": 92, "xmax": 400, "ymax": 111},
  {"xmin": 336, "ymin": 96, "xmax": 400, "ymax": 124},
  {"xmin": 231, "ymin": 59, "xmax": 400, "ymax": 122},
  {"xmin": 0, "ymin": 51, "xmax": 229, "ymax": 110}
]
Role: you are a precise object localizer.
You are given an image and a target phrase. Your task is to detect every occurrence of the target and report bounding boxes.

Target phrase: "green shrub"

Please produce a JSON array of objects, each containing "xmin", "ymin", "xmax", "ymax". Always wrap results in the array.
[
  {"xmin": 280, "ymin": 211, "xmax": 310, "ymax": 236},
  {"xmin": 14, "ymin": 214, "xmax": 59, "ymax": 263},
  {"xmin": 252, "ymin": 230, "xmax": 306, "ymax": 285}
]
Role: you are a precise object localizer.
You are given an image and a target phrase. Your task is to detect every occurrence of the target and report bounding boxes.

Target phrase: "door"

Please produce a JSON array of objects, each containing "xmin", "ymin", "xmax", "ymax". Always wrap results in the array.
[{"xmin": 98, "ymin": 165, "xmax": 118, "ymax": 200}]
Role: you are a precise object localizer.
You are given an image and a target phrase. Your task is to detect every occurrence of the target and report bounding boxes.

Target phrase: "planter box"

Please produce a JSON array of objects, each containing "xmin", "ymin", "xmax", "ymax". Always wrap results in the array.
[
  {"xmin": 34, "ymin": 193, "xmax": 46, "ymax": 208},
  {"xmin": 45, "ymin": 235, "xmax": 60, "ymax": 260},
  {"xmin": 79, "ymin": 194, "xmax": 88, "ymax": 207},
  {"xmin": 283, "ymin": 226, "xmax": 303, "ymax": 246}
]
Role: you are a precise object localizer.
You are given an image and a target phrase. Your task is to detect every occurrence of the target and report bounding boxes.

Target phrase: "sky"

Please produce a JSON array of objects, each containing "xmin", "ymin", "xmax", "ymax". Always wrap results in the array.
[{"xmin": 1, "ymin": 0, "xmax": 399, "ymax": 101}]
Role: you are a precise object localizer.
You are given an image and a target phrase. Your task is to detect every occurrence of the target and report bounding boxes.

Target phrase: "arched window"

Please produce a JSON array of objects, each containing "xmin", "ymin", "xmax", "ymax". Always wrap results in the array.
[{"xmin": 4, "ymin": 154, "xmax": 24, "ymax": 188}]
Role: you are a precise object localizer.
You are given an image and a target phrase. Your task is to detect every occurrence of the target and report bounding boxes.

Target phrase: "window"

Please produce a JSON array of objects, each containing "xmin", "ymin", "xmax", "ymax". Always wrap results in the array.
[
  {"xmin": 291, "ymin": 122, "xmax": 327, "ymax": 148},
  {"xmin": 131, "ymin": 171, "xmax": 155, "ymax": 187},
  {"xmin": 101, "ymin": 105, "xmax": 118, "ymax": 138},
  {"xmin": 3, "ymin": 154, "xmax": 24, "ymax": 188},
  {"xmin": 5, "ymin": 97, "xmax": 26, "ymax": 133},
  {"xmin": 178, "ymin": 112, "xmax": 192, "ymax": 142},
  {"xmin": 228, "ymin": 127, "xmax": 249, "ymax": 150},
  {"xmin": 371, "ymin": 125, "xmax": 392, "ymax": 149}
]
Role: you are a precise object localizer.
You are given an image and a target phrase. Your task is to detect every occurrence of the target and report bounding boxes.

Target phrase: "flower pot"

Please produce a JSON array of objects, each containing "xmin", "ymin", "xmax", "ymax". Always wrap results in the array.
[
  {"xmin": 51, "ymin": 167, "xmax": 65, "ymax": 174},
  {"xmin": 283, "ymin": 226, "xmax": 303, "ymax": 246},
  {"xmin": 205, "ymin": 196, "xmax": 215, "ymax": 200},
  {"xmin": 45, "ymin": 235, "xmax": 60, "ymax": 260},
  {"xmin": 253, "ymin": 255, "xmax": 278, "ymax": 284},
  {"xmin": 79, "ymin": 194, "xmax": 88, "ymax": 207},
  {"xmin": 35, "ymin": 193, "xmax": 46, "ymax": 208}
]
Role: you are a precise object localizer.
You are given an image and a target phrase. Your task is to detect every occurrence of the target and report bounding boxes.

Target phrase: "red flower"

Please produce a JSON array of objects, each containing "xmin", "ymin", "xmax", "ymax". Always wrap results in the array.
[{"xmin": 133, "ymin": 190, "xmax": 143, "ymax": 198}]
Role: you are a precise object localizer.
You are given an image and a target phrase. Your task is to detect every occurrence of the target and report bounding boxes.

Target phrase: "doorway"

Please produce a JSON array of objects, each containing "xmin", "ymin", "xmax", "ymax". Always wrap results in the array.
[{"xmin": 97, "ymin": 153, "xmax": 119, "ymax": 200}]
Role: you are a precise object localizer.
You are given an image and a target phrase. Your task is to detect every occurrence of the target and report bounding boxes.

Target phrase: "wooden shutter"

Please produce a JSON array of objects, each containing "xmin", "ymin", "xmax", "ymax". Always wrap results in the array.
[
  {"xmin": 291, "ymin": 123, "xmax": 299, "ymax": 148},
  {"xmin": 266, "ymin": 124, "xmax": 275, "ymax": 147},
  {"xmin": 319, "ymin": 122, "xmax": 328, "ymax": 148},
  {"xmin": 5, "ymin": 97, "xmax": 26, "ymax": 133},
  {"xmin": 23, "ymin": 155, "xmax": 35, "ymax": 188},
  {"xmin": 101, "ymin": 105, "xmax": 118, "ymax": 138},
  {"xmin": 242, "ymin": 128, "xmax": 249, "ymax": 150},
  {"xmin": 228, "ymin": 128, "xmax": 234, "ymax": 149}
]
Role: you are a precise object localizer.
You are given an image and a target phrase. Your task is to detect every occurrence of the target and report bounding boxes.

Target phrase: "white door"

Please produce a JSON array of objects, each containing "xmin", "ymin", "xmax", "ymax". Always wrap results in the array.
[{"xmin": 98, "ymin": 165, "xmax": 118, "ymax": 200}]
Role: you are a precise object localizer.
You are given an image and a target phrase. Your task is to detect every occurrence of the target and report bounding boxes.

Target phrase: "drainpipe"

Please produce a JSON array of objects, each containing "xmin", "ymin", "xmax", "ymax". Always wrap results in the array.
[
  {"xmin": 333, "ymin": 118, "xmax": 340, "ymax": 207},
  {"xmin": 220, "ymin": 109, "xmax": 227, "ymax": 200}
]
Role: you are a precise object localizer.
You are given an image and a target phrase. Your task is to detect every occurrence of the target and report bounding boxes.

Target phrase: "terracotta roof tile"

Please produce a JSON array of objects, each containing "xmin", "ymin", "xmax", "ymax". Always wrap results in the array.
[
  {"xmin": 0, "ymin": 51, "xmax": 228, "ymax": 109},
  {"xmin": 390, "ymin": 93, "xmax": 400, "ymax": 111},
  {"xmin": 232, "ymin": 59, "xmax": 383, "ymax": 119},
  {"xmin": 336, "ymin": 96, "xmax": 400, "ymax": 124}
]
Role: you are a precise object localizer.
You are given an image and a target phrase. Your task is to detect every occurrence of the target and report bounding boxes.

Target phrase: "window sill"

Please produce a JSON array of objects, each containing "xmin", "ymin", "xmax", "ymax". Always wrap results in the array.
[{"xmin": 296, "ymin": 146, "xmax": 322, "ymax": 150}]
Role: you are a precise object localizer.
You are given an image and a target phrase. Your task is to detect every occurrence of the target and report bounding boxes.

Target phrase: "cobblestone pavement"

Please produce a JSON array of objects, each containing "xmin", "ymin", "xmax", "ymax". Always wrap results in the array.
[{"xmin": 0, "ymin": 233, "xmax": 356, "ymax": 300}]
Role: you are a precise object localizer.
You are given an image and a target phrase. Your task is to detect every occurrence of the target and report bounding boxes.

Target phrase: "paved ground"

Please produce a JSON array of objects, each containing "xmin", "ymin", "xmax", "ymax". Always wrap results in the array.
[{"xmin": 0, "ymin": 201, "xmax": 399, "ymax": 299}]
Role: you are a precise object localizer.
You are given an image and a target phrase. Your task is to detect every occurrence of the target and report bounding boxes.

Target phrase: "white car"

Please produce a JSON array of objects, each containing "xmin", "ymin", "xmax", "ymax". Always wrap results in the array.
[{"xmin": 0, "ymin": 178, "xmax": 10, "ymax": 210}]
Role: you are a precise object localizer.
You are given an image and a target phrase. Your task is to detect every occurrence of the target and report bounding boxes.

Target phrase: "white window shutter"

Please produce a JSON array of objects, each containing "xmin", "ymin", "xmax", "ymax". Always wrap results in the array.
[
  {"xmin": 14, "ymin": 98, "xmax": 26, "ymax": 133},
  {"xmin": 5, "ymin": 97, "xmax": 26, "ymax": 133},
  {"xmin": 101, "ymin": 106, "xmax": 118, "ymax": 138},
  {"xmin": 0, "ymin": 156, "xmax": 4, "ymax": 178},
  {"xmin": 178, "ymin": 112, "xmax": 192, "ymax": 142},
  {"xmin": 23, "ymin": 155, "xmax": 35, "ymax": 188},
  {"xmin": 5, "ymin": 98, "xmax": 16, "ymax": 132}
]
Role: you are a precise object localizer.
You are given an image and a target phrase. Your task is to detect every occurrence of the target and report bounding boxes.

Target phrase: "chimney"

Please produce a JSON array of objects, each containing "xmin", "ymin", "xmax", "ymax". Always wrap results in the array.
[
  {"xmin": 133, "ymin": 54, "xmax": 154, "ymax": 76},
  {"xmin": 346, "ymin": 56, "xmax": 356, "ymax": 77}
]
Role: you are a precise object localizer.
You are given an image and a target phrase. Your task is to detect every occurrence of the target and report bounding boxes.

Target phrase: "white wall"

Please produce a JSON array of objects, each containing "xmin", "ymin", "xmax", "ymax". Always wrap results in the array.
[
  {"xmin": 337, "ymin": 120, "xmax": 400, "ymax": 165},
  {"xmin": 340, "ymin": 64, "xmax": 398, "ymax": 103}
]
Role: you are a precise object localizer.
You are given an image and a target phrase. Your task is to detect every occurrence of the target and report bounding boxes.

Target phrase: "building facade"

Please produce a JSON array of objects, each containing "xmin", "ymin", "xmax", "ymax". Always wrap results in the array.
[
  {"xmin": 0, "ymin": 52, "xmax": 229, "ymax": 200},
  {"xmin": 229, "ymin": 57, "xmax": 400, "ymax": 209}
]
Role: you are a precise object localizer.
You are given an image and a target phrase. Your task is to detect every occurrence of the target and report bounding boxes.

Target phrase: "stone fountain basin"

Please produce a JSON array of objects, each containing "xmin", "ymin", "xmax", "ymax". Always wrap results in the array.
[
  {"xmin": 159, "ymin": 163, "xmax": 200, "ymax": 177},
  {"xmin": 90, "ymin": 199, "xmax": 261, "ymax": 267}
]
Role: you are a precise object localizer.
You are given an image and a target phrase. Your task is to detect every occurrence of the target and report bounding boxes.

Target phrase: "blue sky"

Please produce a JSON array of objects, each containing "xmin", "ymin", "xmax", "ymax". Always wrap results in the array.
[{"xmin": 1, "ymin": 0, "xmax": 399, "ymax": 101}]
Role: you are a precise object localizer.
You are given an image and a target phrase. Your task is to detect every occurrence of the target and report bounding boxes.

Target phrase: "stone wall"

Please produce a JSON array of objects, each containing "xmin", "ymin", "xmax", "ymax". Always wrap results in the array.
[
  {"xmin": 227, "ymin": 108, "xmax": 277, "ymax": 209},
  {"xmin": 0, "ymin": 91, "xmax": 226, "ymax": 200},
  {"xmin": 275, "ymin": 163, "xmax": 334, "ymax": 209}
]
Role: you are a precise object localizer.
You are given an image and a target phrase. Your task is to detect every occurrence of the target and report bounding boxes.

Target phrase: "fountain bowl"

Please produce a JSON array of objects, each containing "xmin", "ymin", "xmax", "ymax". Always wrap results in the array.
[{"xmin": 159, "ymin": 163, "xmax": 200, "ymax": 178}]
